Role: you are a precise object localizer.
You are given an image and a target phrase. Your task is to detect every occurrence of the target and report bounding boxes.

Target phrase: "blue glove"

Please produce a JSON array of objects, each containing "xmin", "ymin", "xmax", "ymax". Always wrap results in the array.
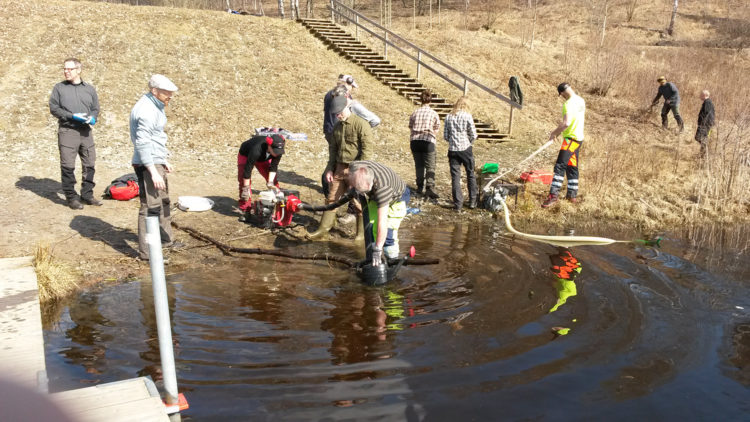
[
  {"xmin": 72, "ymin": 113, "xmax": 88, "ymax": 123},
  {"xmin": 88, "ymin": 116, "xmax": 96, "ymax": 126}
]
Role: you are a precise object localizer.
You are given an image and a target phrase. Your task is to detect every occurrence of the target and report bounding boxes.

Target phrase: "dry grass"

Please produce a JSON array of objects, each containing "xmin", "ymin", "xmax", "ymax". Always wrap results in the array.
[
  {"xmin": 33, "ymin": 243, "xmax": 79, "ymax": 303},
  {"xmin": 1, "ymin": 0, "xmax": 748, "ymax": 240}
]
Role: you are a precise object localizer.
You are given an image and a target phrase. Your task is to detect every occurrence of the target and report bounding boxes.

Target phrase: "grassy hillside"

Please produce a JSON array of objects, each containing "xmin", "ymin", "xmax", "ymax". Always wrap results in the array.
[{"xmin": 1, "ymin": 0, "xmax": 748, "ymax": 233}]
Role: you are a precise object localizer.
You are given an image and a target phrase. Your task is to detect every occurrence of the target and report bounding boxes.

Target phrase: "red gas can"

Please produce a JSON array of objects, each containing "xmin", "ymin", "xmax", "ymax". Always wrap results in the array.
[{"xmin": 520, "ymin": 170, "xmax": 553, "ymax": 185}]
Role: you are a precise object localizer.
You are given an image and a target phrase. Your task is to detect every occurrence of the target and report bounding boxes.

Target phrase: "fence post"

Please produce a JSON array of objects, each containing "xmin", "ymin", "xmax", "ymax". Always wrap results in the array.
[
  {"xmin": 330, "ymin": 0, "xmax": 334, "ymax": 21},
  {"xmin": 463, "ymin": 78, "xmax": 469, "ymax": 96},
  {"xmin": 416, "ymin": 51, "xmax": 422, "ymax": 80},
  {"xmin": 355, "ymin": 15, "xmax": 359, "ymax": 39},
  {"xmin": 508, "ymin": 106, "xmax": 514, "ymax": 135},
  {"xmin": 145, "ymin": 216, "xmax": 178, "ymax": 406},
  {"xmin": 384, "ymin": 32, "xmax": 388, "ymax": 60}
]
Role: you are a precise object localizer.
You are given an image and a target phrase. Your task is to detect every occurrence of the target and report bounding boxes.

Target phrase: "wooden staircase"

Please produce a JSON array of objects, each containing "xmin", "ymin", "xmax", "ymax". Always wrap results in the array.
[{"xmin": 300, "ymin": 18, "xmax": 512, "ymax": 143}]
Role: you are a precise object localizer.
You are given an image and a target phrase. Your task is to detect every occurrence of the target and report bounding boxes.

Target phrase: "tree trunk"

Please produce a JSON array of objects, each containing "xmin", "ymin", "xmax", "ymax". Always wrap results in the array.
[
  {"xmin": 667, "ymin": 0, "xmax": 678, "ymax": 36},
  {"xmin": 599, "ymin": 0, "xmax": 609, "ymax": 47},
  {"xmin": 529, "ymin": 0, "xmax": 538, "ymax": 50}
]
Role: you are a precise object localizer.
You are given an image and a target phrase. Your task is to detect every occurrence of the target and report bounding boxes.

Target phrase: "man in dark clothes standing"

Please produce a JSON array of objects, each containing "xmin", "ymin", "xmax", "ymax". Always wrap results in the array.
[
  {"xmin": 695, "ymin": 90, "xmax": 716, "ymax": 159},
  {"xmin": 237, "ymin": 134, "xmax": 286, "ymax": 211},
  {"xmin": 49, "ymin": 57, "xmax": 101, "ymax": 210},
  {"xmin": 650, "ymin": 76, "xmax": 684, "ymax": 132}
]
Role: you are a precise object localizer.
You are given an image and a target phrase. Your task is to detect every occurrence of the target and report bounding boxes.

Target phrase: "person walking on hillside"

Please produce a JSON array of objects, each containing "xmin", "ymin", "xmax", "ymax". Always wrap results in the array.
[
  {"xmin": 443, "ymin": 96, "xmax": 478, "ymax": 211},
  {"xmin": 695, "ymin": 90, "xmax": 715, "ymax": 159},
  {"xmin": 237, "ymin": 134, "xmax": 286, "ymax": 211},
  {"xmin": 650, "ymin": 76, "xmax": 684, "ymax": 132},
  {"xmin": 130, "ymin": 74, "xmax": 181, "ymax": 262},
  {"xmin": 49, "ymin": 57, "xmax": 101, "ymax": 210},
  {"xmin": 307, "ymin": 95, "xmax": 373, "ymax": 241},
  {"xmin": 542, "ymin": 83, "xmax": 586, "ymax": 208},
  {"xmin": 409, "ymin": 89, "xmax": 440, "ymax": 199}
]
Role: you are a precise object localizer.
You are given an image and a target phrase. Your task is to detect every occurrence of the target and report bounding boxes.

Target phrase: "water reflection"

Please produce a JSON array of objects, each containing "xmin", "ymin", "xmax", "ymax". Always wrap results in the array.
[
  {"xmin": 42, "ymin": 222, "xmax": 750, "ymax": 420},
  {"xmin": 548, "ymin": 247, "xmax": 582, "ymax": 313}
]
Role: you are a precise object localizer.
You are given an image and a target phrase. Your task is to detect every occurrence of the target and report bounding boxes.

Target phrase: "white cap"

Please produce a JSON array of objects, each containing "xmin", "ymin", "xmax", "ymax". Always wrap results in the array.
[{"xmin": 148, "ymin": 74, "xmax": 178, "ymax": 92}]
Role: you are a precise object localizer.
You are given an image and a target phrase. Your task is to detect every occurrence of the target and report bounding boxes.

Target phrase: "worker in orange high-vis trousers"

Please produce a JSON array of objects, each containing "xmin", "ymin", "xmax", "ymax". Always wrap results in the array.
[
  {"xmin": 542, "ymin": 83, "xmax": 586, "ymax": 208},
  {"xmin": 548, "ymin": 247, "xmax": 582, "ymax": 313}
]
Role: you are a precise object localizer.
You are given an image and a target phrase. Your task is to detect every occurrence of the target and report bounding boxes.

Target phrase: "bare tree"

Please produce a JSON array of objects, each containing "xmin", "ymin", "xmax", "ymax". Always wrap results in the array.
[
  {"xmin": 667, "ymin": 0, "xmax": 678, "ymax": 36},
  {"xmin": 599, "ymin": 0, "xmax": 609, "ymax": 47},
  {"xmin": 625, "ymin": 0, "xmax": 638, "ymax": 22},
  {"xmin": 529, "ymin": 0, "xmax": 538, "ymax": 50}
]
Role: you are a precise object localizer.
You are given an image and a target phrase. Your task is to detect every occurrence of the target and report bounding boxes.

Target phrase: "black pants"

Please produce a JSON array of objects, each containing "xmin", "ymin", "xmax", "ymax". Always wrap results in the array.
[
  {"xmin": 661, "ymin": 102, "xmax": 684, "ymax": 129},
  {"xmin": 448, "ymin": 147, "xmax": 477, "ymax": 208},
  {"xmin": 58, "ymin": 126, "xmax": 96, "ymax": 201},
  {"xmin": 410, "ymin": 140, "xmax": 436, "ymax": 192},
  {"xmin": 549, "ymin": 138, "xmax": 580, "ymax": 198}
]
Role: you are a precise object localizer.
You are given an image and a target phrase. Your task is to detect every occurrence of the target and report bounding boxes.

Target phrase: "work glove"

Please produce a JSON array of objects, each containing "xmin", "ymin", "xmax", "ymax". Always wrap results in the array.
[
  {"xmin": 72, "ymin": 113, "xmax": 89, "ymax": 123},
  {"xmin": 88, "ymin": 116, "xmax": 96, "ymax": 125},
  {"xmin": 371, "ymin": 246, "xmax": 383, "ymax": 267},
  {"xmin": 240, "ymin": 186, "xmax": 251, "ymax": 201}
]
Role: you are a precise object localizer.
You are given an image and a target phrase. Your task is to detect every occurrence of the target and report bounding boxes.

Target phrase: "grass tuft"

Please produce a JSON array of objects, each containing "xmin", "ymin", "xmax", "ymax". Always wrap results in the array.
[{"xmin": 33, "ymin": 243, "xmax": 79, "ymax": 304}]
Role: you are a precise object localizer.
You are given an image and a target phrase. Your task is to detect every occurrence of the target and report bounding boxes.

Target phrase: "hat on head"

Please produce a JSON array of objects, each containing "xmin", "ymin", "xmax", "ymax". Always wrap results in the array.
[
  {"xmin": 557, "ymin": 82, "xmax": 570, "ymax": 94},
  {"xmin": 149, "ymin": 74, "xmax": 178, "ymax": 92},
  {"xmin": 268, "ymin": 134, "xmax": 285, "ymax": 155},
  {"xmin": 330, "ymin": 95, "xmax": 349, "ymax": 115},
  {"xmin": 657, "ymin": 76, "xmax": 666, "ymax": 83},
  {"xmin": 338, "ymin": 74, "xmax": 358, "ymax": 88}
]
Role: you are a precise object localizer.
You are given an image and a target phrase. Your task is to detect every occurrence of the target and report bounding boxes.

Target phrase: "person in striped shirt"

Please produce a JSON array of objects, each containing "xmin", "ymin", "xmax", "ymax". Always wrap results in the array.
[
  {"xmin": 409, "ymin": 89, "xmax": 441, "ymax": 199},
  {"xmin": 443, "ymin": 96, "xmax": 478, "ymax": 211},
  {"xmin": 348, "ymin": 161, "xmax": 410, "ymax": 264}
]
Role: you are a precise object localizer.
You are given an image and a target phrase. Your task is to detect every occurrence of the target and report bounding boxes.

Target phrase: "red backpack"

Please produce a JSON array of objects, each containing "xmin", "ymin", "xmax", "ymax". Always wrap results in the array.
[{"xmin": 104, "ymin": 173, "xmax": 139, "ymax": 201}]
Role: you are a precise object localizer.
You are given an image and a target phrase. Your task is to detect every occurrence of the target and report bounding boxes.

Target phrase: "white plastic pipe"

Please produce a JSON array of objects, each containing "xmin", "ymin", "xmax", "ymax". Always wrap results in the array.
[{"xmin": 145, "ymin": 216, "xmax": 179, "ymax": 406}]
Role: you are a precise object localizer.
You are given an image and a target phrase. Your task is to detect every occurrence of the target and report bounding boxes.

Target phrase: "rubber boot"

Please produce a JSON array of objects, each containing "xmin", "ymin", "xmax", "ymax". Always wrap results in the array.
[
  {"xmin": 306, "ymin": 210, "xmax": 337, "ymax": 240},
  {"xmin": 354, "ymin": 214, "xmax": 365, "ymax": 244}
]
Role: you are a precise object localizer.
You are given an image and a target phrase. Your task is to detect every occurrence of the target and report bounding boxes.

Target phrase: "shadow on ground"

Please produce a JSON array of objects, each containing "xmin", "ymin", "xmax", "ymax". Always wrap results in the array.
[
  {"xmin": 15, "ymin": 176, "xmax": 67, "ymax": 206},
  {"xmin": 69, "ymin": 215, "xmax": 139, "ymax": 257}
]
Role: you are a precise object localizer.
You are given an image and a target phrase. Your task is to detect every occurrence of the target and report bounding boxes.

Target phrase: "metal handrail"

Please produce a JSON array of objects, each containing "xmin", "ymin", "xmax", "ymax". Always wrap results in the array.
[{"xmin": 327, "ymin": 0, "xmax": 521, "ymax": 110}]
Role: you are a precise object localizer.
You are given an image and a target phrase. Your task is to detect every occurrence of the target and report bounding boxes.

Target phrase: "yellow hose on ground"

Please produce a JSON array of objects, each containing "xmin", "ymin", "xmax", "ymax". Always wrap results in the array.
[{"xmin": 501, "ymin": 200, "xmax": 623, "ymax": 248}]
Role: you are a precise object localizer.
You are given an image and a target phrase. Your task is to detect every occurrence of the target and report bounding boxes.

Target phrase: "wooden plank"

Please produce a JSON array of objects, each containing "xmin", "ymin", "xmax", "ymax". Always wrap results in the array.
[
  {"xmin": 51, "ymin": 378, "xmax": 169, "ymax": 422},
  {"xmin": 0, "ymin": 256, "xmax": 46, "ymax": 391}
]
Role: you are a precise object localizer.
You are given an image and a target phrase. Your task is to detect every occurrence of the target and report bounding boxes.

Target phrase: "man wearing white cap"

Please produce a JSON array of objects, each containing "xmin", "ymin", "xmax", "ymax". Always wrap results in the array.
[{"xmin": 129, "ymin": 74, "xmax": 180, "ymax": 261}]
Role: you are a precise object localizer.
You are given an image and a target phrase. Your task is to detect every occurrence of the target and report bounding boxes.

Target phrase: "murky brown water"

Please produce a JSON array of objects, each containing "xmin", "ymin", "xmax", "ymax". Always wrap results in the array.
[{"xmin": 44, "ymin": 221, "xmax": 750, "ymax": 420}]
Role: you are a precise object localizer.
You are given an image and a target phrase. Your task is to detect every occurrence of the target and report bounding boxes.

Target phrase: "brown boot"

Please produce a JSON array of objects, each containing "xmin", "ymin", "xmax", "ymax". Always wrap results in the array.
[{"xmin": 306, "ymin": 211, "xmax": 337, "ymax": 240}]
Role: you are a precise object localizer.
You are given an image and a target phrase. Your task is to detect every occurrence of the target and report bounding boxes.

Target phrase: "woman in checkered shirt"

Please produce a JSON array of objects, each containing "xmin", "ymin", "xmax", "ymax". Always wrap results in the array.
[{"xmin": 443, "ymin": 96, "xmax": 478, "ymax": 211}]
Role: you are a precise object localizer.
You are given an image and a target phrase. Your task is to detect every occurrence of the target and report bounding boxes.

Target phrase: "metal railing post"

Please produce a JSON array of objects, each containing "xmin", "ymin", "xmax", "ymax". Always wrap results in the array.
[
  {"xmin": 416, "ymin": 51, "xmax": 422, "ymax": 80},
  {"xmin": 355, "ymin": 15, "xmax": 359, "ymax": 39},
  {"xmin": 384, "ymin": 32, "xmax": 388, "ymax": 60},
  {"xmin": 463, "ymin": 78, "xmax": 469, "ymax": 96},
  {"xmin": 145, "ymin": 216, "xmax": 179, "ymax": 406},
  {"xmin": 330, "ymin": 0, "xmax": 334, "ymax": 21}
]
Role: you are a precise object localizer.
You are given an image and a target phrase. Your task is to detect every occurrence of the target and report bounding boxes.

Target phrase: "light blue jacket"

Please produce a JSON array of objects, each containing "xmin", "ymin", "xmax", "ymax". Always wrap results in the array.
[{"xmin": 130, "ymin": 93, "xmax": 168, "ymax": 166}]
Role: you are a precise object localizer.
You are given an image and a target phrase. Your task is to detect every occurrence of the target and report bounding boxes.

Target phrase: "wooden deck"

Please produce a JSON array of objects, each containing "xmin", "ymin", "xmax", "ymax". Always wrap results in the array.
[{"xmin": 0, "ymin": 256, "xmax": 170, "ymax": 421}]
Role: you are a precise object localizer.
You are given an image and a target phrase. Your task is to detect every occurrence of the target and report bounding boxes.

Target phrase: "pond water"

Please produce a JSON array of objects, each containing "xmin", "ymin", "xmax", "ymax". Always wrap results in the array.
[{"xmin": 43, "ymin": 221, "xmax": 750, "ymax": 421}]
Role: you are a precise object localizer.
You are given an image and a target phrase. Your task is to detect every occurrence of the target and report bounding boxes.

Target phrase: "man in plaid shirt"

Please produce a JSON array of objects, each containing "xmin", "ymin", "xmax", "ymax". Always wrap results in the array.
[{"xmin": 409, "ymin": 89, "xmax": 441, "ymax": 199}]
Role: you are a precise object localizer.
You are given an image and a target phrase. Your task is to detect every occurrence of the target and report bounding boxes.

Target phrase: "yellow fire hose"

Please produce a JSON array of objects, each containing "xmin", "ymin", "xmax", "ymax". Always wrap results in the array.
[{"xmin": 500, "ymin": 200, "xmax": 625, "ymax": 248}]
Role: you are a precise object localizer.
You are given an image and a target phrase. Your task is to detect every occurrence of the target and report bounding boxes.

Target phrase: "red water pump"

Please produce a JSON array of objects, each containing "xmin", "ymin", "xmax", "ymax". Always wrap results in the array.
[{"xmin": 245, "ymin": 189, "xmax": 301, "ymax": 229}]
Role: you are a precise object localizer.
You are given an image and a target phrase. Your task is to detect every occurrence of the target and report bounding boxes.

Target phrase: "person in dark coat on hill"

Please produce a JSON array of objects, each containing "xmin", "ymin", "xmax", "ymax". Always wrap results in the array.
[
  {"xmin": 650, "ymin": 76, "xmax": 684, "ymax": 132},
  {"xmin": 695, "ymin": 90, "xmax": 715, "ymax": 159}
]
